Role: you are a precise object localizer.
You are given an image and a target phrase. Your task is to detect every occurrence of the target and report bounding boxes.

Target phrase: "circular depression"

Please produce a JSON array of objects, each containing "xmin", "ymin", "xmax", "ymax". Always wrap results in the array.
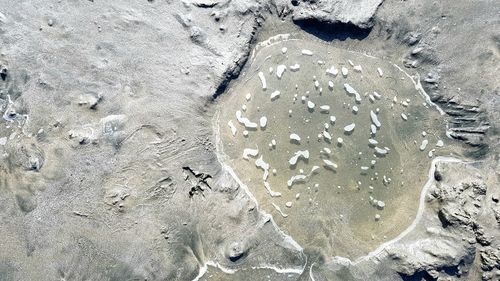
[{"xmin": 215, "ymin": 37, "xmax": 457, "ymax": 259}]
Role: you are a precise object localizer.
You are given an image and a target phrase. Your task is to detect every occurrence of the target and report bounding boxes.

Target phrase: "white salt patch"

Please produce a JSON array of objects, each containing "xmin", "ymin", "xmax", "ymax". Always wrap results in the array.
[
  {"xmin": 270, "ymin": 90, "xmax": 281, "ymax": 101},
  {"xmin": 419, "ymin": 139, "xmax": 428, "ymax": 151},
  {"xmin": 377, "ymin": 67, "xmax": 383, "ymax": 77},
  {"xmin": 258, "ymin": 71, "xmax": 267, "ymax": 90},
  {"xmin": 341, "ymin": 67, "xmax": 348, "ymax": 77},
  {"xmin": 287, "ymin": 174, "xmax": 307, "ymax": 187},
  {"xmin": 344, "ymin": 123, "xmax": 355, "ymax": 133},
  {"xmin": 370, "ymin": 110, "xmax": 381, "ymax": 128},
  {"xmin": 276, "ymin": 65, "xmax": 286, "ymax": 79},
  {"xmin": 353, "ymin": 65, "xmax": 362, "ymax": 72},
  {"xmin": 264, "ymin": 181, "xmax": 282, "ymax": 197},
  {"xmin": 259, "ymin": 116, "xmax": 267, "ymax": 128},
  {"xmin": 374, "ymin": 147, "xmax": 388, "ymax": 155},
  {"xmin": 344, "ymin": 83, "xmax": 362, "ymax": 102},
  {"xmin": 242, "ymin": 148, "xmax": 259, "ymax": 160},
  {"xmin": 326, "ymin": 66, "xmax": 338, "ymax": 76},
  {"xmin": 301, "ymin": 49, "xmax": 313, "ymax": 56},
  {"xmin": 436, "ymin": 140, "xmax": 444, "ymax": 147},
  {"xmin": 320, "ymin": 105, "xmax": 330, "ymax": 112},
  {"xmin": 245, "ymin": 93, "xmax": 251, "ymax": 101},
  {"xmin": 323, "ymin": 131, "xmax": 332, "ymax": 142},
  {"xmin": 236, "ymin": 110, "xmax": 258, "ymax": 129},
  {"xmin": 285, "ymin": 201, "xmax": 293, "ymax": 208},
  {"xmin": 227, "ymin": 120, "xmax": 237, "ymax": 136},
  {"xmin": 272, "ymin": 203, "xmax": 288, "ymax": 218},
  {"xmin": 290, "ymin": 64, "xmax": 300, "ymax": 71},
  {"xmin": 255, "ymin": 156, "xmax": 270, "ymax": 180},
  {"xmin": 401, "ymin": 113, "xmax": 408, "ymax": 121},
  {"xmin": 307, "ymin": 101, "xmax": 315, "ymax": 110},
  {"xmin": 289, "ymin": 150, "xmax": 310, "ymax": 166},
  {"xmin": 323, "ymin": 159, "xmax": 338, "ymax": 169},
  {"xmin": 290, "ymin": 133, "xmax": 301, "ymax": 142}
]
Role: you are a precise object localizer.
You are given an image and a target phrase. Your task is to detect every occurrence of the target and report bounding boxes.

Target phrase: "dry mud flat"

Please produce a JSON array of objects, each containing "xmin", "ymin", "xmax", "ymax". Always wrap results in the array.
[{"xmin": 0, "ymin": 0, "xmax": 499, "ymax": 281}]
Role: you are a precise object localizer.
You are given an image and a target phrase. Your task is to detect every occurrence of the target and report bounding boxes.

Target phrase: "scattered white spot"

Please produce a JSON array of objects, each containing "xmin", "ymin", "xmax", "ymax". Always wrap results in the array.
[
  {"xmin": 436, "ymin": 140, "xmax": 444, "ymax": 147},
  {"xmin": 341, "ymin": 67, "xmax": 348, "ymax": 77},
  {"xmin": 337, "ymin": 137, "xmax": 343, "ymax": 144},
  {"xmin": 0, "ymin": 137, "xmax": 6, "ymax": 146},
  {"xmin": 242, "ymin": 148, "xmax": 259, "ymax": 160},
  {"xmin": 227, "ymin": 120, "xmax": 237, "ymax": 136},
  {"xmin": 330, "ymin": 116, "xmax": 336, "ymax": 123},
  {"xmin": 352, "ymin": 106, "xmax": 359, "ymax": 113},
  {"xmin": 270, "ymin": 90, "xmax": 281, "ymax": 101},
  {"xmin": 289, "ymin": 150, "xmax": 310, "ymax": 166},
  {"xmin": 326, "ymin": 66, "xmax": 338, "ymax": 76},
  {"xmin": 328, "ymin": 81, "xmax": 334, "ymax": 89},
  {"xmin": 377, "ymin": 67, "xmax": 383, "ymax": 77},
  {"xmin": 281, "ymin": 47, "xmax": 287, "ymax": 54},
  {"xmin": 258, "ymin": 71, "xmax": 267, "ymax": 90},
  {"xmin": 419, "ymin": 139, "xmax": 428, "ymax": 151},
  {"xmin": 301, "ymin": 49, "xmax": 313, "ymax": 56},
  {"xmin": 276, "ymin": 65, "xmax": 286, "ymax": 79},
  {"xmin": 344, "ymin": 123, "xmax": 355, "ymax": 133},
  {"xmin": 323, "ymin": 159, "xmax": 338, "ymax": 170},
  {"xmin": 307, "ymin": 100, "xmax": 315, "ymax": 110},
  {"xmin": 370, "ymin": 110, "xmax": 381, "ymax": 128},
  {"xmin": 353, "ymin": 65, "xmax": 362, "ymax": 72},
  {"xmin": 290, "ymin": 133, "xmax": 301, "ymax": 142},
  {"xmin": 323, "ymin": 131, "xmax": 332, "ymax": 142},
  {"xmin": 285, "ymin": 201, "xmax": 293, "ymax": 208},
  {"xmin": 245, "ymin": 93, "xmax": 251, "ymax": 101},
  {"xmin": 290, "ymin": 64, "xmax": 300, "ymax": 71},
  {"xmin": 259, "ymin": 116, "xmax": 267, "ymax": 128},
  {"xmin": 401, "ymin": 113, "xmax": 408, "ymax": 121},
  {"xmin": 371, "ymin": 124, "xmax": 377, "ymax": 134}
]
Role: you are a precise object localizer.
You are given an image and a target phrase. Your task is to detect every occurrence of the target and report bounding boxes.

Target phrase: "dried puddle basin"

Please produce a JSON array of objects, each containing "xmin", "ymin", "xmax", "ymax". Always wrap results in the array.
[{"xmin": 216, "ymin": 37, "xmax": 454, "ymax": 259}]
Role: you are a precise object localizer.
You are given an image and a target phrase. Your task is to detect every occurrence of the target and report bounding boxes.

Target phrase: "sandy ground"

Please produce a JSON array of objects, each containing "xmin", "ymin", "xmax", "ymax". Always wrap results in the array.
[{"xmin": 0, "ymin": 0, "xmax": 498, "ymax": 280}]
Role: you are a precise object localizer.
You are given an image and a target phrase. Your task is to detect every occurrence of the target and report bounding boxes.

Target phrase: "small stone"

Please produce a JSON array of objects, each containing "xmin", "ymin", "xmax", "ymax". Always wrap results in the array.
[
  {"xmin": 492, "ymin": 195, "xmax": 499, "ymax": 203},
  {"xmin": 375, "ymin": 214, "xmax": 381, "ymax": 221}
]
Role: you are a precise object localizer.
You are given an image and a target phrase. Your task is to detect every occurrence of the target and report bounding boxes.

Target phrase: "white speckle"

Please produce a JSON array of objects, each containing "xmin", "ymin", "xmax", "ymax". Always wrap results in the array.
[
  {"xmin": 271, "ymin": 139, "xmax": 277, "ymax": 147},
  {"xmin": 242, "ymin": 148, "xmax": 259, "ymax": 160},
  {"xmin": 422, "ymin": 131, "xmax": 427, "ymax": 137},
  {"xmin": 259, "ymin": 116, "xmax": 267, "ymax": 128},
  {"xmin": 285, "ymin": 201, "xmax": 293, "ymax": 208},
  {"xmin": 227, "ymin": 120, "xmax": 237, "ymax": 136},
  {"xmin": 353, "ymin": 65, "xmax": 362, "ymax": 72},
  {"xmin": 258, "ymin": 72, "xmax": 267, "ymax": 90},
  {"xmin": 270, "ymin": 90, "xmax": 281, "ymax": 101},
  {"xmin": 320, "ymin": 105, "xmax": 330, "ymax": 112},
  {"xmin": 264, "ymin": 181, "xmax": 281, "ymax": 197},
  {"xmin": 290, "ymin": 133, "xmax": 301, "ymax": 142},
  {"xmin": 377, "ymin": 67, "xmax": 383, "ymax": 77},
  {"xmin": 323, "ymin": 131, "xmax": 332, "ymax": 142},
  {"xmin": 341, "ymin": 67, "xmax": 348, "ymax": 77},
  {"xmin": 245, "ymin": 93, "xmax": 251, "ymax": 101},
  {"xmin": 375, "ymin": 214, "xmax": 381, "ymax": 221},
  {"xmin": 436, "ymin": 140, "xmax": 444, "ymax": 147},
  {"xmin": 344, "ymin": 123, "xmax": 355, "ymax": 133},
  {"xmin": 317, "ymin": 60, "xmax": 325, "ymax": 65},
  {"xmin": 290, "ymin": 64, "xmax": 300, "ymax": 71},
  {"xmin": 0, "ymin": 137, "xmax": 6, "ymax": 146},
  {"xmin": 236, "ymin": 110, "xmax": 258, "ymax": 129},
  {"xmin": 352, "ymin": 106, "xmax": 358, "ymax": 113},
  {"xmin": 281, "ymin": 47, "xmax": 287, "ymax": 54},
  {"xmin": 295, "ymin": 193, "xmax": 300, "ymax": 199},
  {"xmin": 328, "ymin": 81, "xmax": 334, "ymax": 89},
  {"xmin": 348, "ymin": 60, "xmax": 354, "ymax": 66},
  {"xmin": 326, "ymin": 66, "xmax": 338, "ymax": 76},
  {"xmin": 276, "ymin": 65, "xmax": 286, "ymax": 79},
  {"xmin": 323, "ymin": 159, "xmax": 338, "ymax": 170},
  {"xmin": 419, "ymin": 139, "xmax": 428, "ymax": 151},
  {"xmin": 344, "ymin": 84, "xmax": 362, "ymax": 102},
  {"xmin": 307, "ymin": 100, "xmax": 315, "ymax": 110},
  {"xmin": 330, "ymin": 116, "xmax": 336, "ymax": 123},
  {"xmin": 377, "ymin": 201, "xmax": 385, "ymax": 209},
  {"xmin": 370, "ymin": 110, "xmax": 381, "ymax": 128},
  {"xmin": 301, "ymin": 49, "xmax": 313, "ymax": 56},
  {"xmin": 323, "ymin": 147, "xmax": 331, "ymax": 154},
  {"xmin": 241, "ymin": 104, "xmax": 247, "ymax": 111},
  {"xmin": 287, "ymin": 174, "xmax": 307, "ymax": 187},
  {"xmin": 243, "ymin": 130, "xmax": 249, "ymax": 137},
  {"xmin": 371, "ymin": 124, "xmax": 377, "ymax": 134},
  {"xmin": 401, "ymin": 113, "xmax": 408, "ymax": 121},
  {"xmin": 314, "ymin": 80, "xmax": 320, "ymax": 89},
  {"xmin": 289, "ymin": 150, "xmax": 310, "ymax": 166},
  {"xmin": 337, "ymin": 137, "xmax": 343, "ymax": 144}
]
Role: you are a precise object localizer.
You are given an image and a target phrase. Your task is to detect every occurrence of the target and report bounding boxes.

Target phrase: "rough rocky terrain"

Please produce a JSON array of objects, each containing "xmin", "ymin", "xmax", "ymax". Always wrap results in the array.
[{"xmin": 0, "ymin": 0, "xmax": 498, "ymax": 280}]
